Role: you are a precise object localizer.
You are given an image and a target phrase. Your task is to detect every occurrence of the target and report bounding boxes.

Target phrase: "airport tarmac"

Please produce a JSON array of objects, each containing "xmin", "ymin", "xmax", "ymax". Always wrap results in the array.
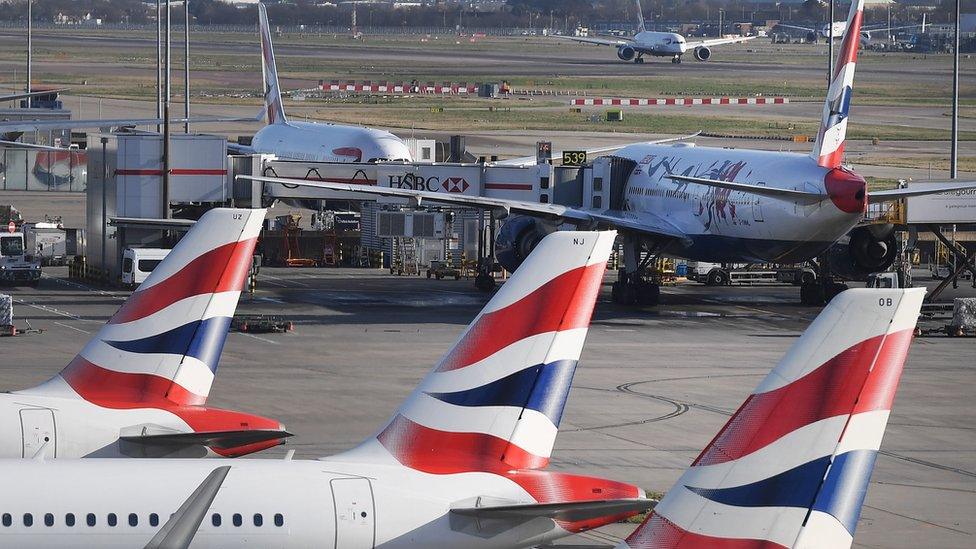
[{"xmin": 1, "ymin": 268, "xmax": 973, "ymax": 548}]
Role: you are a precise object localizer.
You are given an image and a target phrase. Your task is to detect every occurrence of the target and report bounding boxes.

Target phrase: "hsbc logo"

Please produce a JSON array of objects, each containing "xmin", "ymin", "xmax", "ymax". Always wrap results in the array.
[{"xmin": 442, "ymin": 177, "xmax": 469, "ymax": 193}]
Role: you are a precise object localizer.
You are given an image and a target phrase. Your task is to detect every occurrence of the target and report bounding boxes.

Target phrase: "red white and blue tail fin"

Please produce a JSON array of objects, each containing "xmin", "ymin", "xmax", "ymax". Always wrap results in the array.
[
  {"xmin": 341, "ymin": 231, "xmax": 617, "ymax": 474},
  {"xmin": 22, "ymin": 208, "xmax": 265, "ymax": 409},
  {"xmin": 620, "ymin": 288, "xmax": 925, "ymax": 549},
  {"xmin": 811, "ymin": 0, "xmax": 864, "ymax": 168},
  {"xmin": 258, "ymin": 3, "xmax": 288, "ymax": 126}
]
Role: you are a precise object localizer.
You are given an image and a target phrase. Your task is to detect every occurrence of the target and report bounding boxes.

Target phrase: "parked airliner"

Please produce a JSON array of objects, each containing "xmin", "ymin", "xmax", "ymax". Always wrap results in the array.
[
  {"xmin": 0, "ymin": 208, "xmax": 289, "ymax": 459},
  {"xmin": 0, "ymin": 228, "xmax": 657, "ymax": 548},
  {"xmin": 619, "ymin": 288, "xmax": 925, "ymax": 548},
  {"xmin": 230, "ymin": 3, "xmax": 412, "ymax": 163},
  {"xmin": 258, "ymin": 0, "xmax": 975, "ymax": 307},
  {"xmin": 556, "ymin": 0, "xmax": 755, "ymax": 63},
  {"xmin": 0, "ymin": 247, "xmax": 926, "ymax": 548},
  {"xmin": 778, "ymin": 15, "xmax": 926, "ymax": 44}
]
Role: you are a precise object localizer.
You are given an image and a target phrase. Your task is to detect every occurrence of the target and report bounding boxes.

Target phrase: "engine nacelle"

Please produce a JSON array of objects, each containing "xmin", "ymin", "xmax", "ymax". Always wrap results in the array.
[
  {"xmin": 693, "ymin": 46, "xmax": 711, "ymax": 61},
  {"xmin": 827, "ymin": 225, "xmax": 898, "ymax": 280},
  {"xmin": 805, "ymin": 31, "xmax": 818, "ymax": 43},
  {"xmin": 495, "ymin": 216, "xmax": 556, "ymax": 273},
  {"xmin": 617, "ymin": 45, "xmax": 636, "ymax": 61}
]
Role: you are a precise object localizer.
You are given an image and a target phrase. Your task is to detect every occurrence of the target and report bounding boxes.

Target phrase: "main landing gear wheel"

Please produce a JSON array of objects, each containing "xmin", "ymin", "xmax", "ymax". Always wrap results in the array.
[
  {"xmin": 706, "ymin": 270, "xmax": 729, "ymax": 287},
  {"xmin": 611, "ymin": 279, "xmax": 660, "ymax": 306},
  {"xmin": 800, "ymin": 282, "xmax": 825, "ymax": 306},
  {"xmin": 635, "ymin": 57, "xmax": 645, "ymax": 64}
]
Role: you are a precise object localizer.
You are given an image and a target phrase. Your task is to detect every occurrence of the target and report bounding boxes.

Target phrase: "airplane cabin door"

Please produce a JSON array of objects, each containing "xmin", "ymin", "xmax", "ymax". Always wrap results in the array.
[
  {"xmin": 331, "ymin": 478, "xmax": 375, "ymax": 549},
  {"xmin": 20, "ymin": 408, "xmax": 56, "ymax": 458}
]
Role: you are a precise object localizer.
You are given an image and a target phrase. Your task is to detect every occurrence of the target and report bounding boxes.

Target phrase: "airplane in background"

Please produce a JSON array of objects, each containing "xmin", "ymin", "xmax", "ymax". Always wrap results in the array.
[
  {"xmin": 555, "ymin": 0, "xmax": 755, "ymax": 64},
  {"xmin": 778, "ymin": 14, "xmax": 926, "ymax": 44},
  {"xmin": 618, "ymin": 287, "xmax": 925, "ymax": 548},
  {"xmin": 252, "ymin": 0, "xmax": 976, "ymax": 307},
  {"xmin": 228, "ymin": 3, "xmax": 412, "ymax": 163},
  {"xmin": 0, "ymin": 229, "xmax": 658, "ymax": 548},
  {"xmin": 0, "ymin": 208, "xmax": 290, "ymax": 459},
  {"xmin": 0, "ymin": 88, "xmax": 69, "ymax": 105}
]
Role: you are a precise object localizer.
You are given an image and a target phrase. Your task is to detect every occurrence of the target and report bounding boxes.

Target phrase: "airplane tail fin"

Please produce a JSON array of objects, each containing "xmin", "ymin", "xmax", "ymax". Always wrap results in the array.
[
  {"xmin": 620, "ymin": 288, "xmax": 925, "ymax": 549},
  {"xmin": 344, "ymin": 231, "xmax": 616, "ymax": 474},
  {"xmin": 23, "ymin": 208, "xmax": 264, "ymax": 410},
  {"xmin": 811, "ymin": 0, "xmax": 865, "ymax": 168},
  {"xmin": 258, "ymin": 2, "xmax": 288, "ymax": 126},
  {"xmin": 634, "ymin": 0, "xmax": 647, "ymax": 34}
]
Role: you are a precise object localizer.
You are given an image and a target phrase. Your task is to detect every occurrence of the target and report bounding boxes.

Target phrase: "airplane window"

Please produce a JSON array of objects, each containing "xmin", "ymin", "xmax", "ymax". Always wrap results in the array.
[
  {"xmin": 149, "ymin": 513, "xmax": 159, "ymax": 527},
  {"xmin": 1, "ymin": 513, "xmax": 10, "ymax": 527},
  {"xmin": 274, "ymin": 514, "xmax": 284, "ymax": 527},
  {"xmin": 86, "ymin": 513, "xmax": 96, "ymax": 527},
  {"xmin": 232, "ymin": 513, "xmax": 242, "ymax": 527},
  {"xmin": 128, "ymin": 513, "xmax": 138, "ymax": 527},
  {"xmin": 23, "ymin": 513, "xmax": 33, "ymax": 527},
  {"xmin": 44, "ymin": 513, "xmax": 54, "ymax": 527},
  {"xmin": 107, "ymin": 513, "xmax": 117, "ymax": 527},
  {"xmin": 65, "ymin": 513, "xmax": 75, "ymax": 527},
  {"xmin": 254, "ymin": 514, "xmax": 263, "ymax": 527},
  {"xmin": 212, "ymin": 513, "xmax": 221, "ymax": 527}
]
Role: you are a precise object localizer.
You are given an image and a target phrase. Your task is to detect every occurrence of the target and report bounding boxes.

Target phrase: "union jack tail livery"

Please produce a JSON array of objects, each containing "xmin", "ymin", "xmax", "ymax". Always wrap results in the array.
[
  {"xmin": 19, "ymin": 208, "xmax": 288, "ymax": 457},
  {"xmin": 811, "ymin": 0, "xmax": 865, "ymax": 169},
  {"xmin": 620, "ymin": 288, "xmax": 925, "ymax": 549},
  {"xmin": 258, "ymin": 2, "xmax": 288, "ymax": 126},
  {"xmin": 351, "ymin": 230, "xmax": 617, "ymax": 473}
]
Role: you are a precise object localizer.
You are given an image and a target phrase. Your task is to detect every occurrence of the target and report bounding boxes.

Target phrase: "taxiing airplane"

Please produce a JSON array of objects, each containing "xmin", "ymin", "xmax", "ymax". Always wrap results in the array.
[
  {"xmin": 228, "ymin": 3, "xmax": 412, "ymax": 163},
  {"xmin": 619, "ymin": 287, "xmax": 925, "ymax": 548},
  {"xmin": 778, "ymin": 14, "xmax": 926, "ymax": 44},
  {"xmin": 250, "ymin": 0, "xmax": 976, "ymax": 307},
  {"xmin": 0, "ymin": 208, "xmax": 290, "ymax": 459},
  {"xmin": 556, "ymin": 0, "xmax": 755, "ymax": 64},
  {"xmin": 0, "ymin": 229, "xmax": 657, "ymax": 548}
]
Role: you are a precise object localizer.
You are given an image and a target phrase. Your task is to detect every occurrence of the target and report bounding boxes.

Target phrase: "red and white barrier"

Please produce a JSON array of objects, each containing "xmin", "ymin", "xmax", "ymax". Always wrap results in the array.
[
  {"xmin": 321, "ymin": 80, "xmax": 479, "ymax": 94},
  {"xmin": 571, "ymin": 97, "xmax": 790, "ymax": 106}
]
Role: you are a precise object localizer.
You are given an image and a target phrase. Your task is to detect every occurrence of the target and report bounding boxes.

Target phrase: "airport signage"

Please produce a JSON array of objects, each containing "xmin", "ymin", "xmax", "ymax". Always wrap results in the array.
[
  {"xmin": 562, "ymin": 150, "xmax": 588, "ymax": 166},
  {"xmin": 906, "ymin": 182, "xmax": 976, "ymax": 224}
]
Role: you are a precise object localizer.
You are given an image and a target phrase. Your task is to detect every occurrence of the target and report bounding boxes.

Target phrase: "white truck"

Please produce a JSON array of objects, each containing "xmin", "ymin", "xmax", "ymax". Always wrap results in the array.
[
  {"xmin": 687, "ymin": 261, "xmax": 817, "ymax": 286},
  {"xmin": 121, "ymin": 247, "xmax": 170, "ymax": 288},
  {"xmin": 0, "ymin": 231, "xmax": 42, "ymax": 286}
]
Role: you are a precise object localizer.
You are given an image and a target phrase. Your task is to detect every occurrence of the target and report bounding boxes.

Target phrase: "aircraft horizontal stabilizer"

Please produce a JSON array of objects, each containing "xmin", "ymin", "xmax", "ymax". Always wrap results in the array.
[
  {"xmin": 868, "ymin": 181, "xmax": 976, "ymax": 204},
  {"xmin": 666, "ymin": 174, "xmax": 826, "ymax": 203},
  {"xmin": 121, "ymin": 429, "xmax": 292, "ymax": 450},
  {"xmin": 451, "ymin": 498, "xmax": 654, "ymax": 523}
]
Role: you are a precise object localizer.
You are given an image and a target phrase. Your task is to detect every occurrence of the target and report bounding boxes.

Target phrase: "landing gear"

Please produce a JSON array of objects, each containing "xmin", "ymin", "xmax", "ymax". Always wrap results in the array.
[
  {"xmin": 634, "ymin": 55, "xmax": 645, "ymax": 64},
  {"xmin": 610, "ymin": 236, "xmax": 661, "ymax": 306},
  {"xmin": 799, "ymin": 258, "xmax": 848, "ymax": 306},
  {"xmin": 474, "ymin": 272, "xmax": 495, "ymax": 292},
  {"xmin": 671, "ymin": 55, "xmax": 682, "ymax": 64}
]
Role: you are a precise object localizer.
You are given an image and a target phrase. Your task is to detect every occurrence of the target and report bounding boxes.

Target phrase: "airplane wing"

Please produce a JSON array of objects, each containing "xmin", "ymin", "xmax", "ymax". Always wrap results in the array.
[
  {"xmin": 775, "ymin": 24, "xmax": 817, "ymax": 33},
  {"xmin": 687, "ymin": 35, "xmax": 757, "ymax": 48},
  {"xmin": 120, "ymin": 429, "xmax": 292, "ymax": 450},
  {"xmin": 552, "ymin": 35, "xmax": 633, "ymax": 48},
  {"xmin": 0, "ymin": 139, "xmax": 71, "ymax": 151},
  {"xmin": 869, "ymin": 181, "xmax": 976, "ymax": 204},
  {"xmin": 144, "ymin": 466, "xmax": 231, "ymax": 549},
  {"xmin": 228, "ymin": 142, "xmax": 258, "ymax": 155},
  {"xmin": 666, "ymin": 174, "xmax": 826, "ymax": 204},
  {"xmin": 238, "ymin": 175, "xmax": 690, "ymax": 243},
  {"xmin": 451, "ymin": 498, "xmax": 654, "ymax": 523},
  {"xmin": 492, "ymin": 132, "xmax": 701, "ymax": 167},
  {"xmin": 0, "ymin": 113, "xmax": 261, "ymax": 133},
  {"xmin": 0, "ymin": 88, "xmax": 69, "ymax": 103}
]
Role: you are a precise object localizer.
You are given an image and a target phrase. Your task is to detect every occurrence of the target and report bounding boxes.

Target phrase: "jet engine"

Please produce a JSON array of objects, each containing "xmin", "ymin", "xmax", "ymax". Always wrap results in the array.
[
  {"xmin": 805, "ymin": 31, "xmax": 818, "ymax": 43},
  {"xmin": 495, "ymin": 216, "xmax": 556, "ymax": 273},
  {"xmin": 693, "ymin": 46, "xmax": 711, "ymax": 61},
  {"xmin": 617, "ymin": 45, "xmax": 636, "ymax": 61},
  {"xmin": 827, "ymin": 225, "xmax": 898, "ymax": 280}
]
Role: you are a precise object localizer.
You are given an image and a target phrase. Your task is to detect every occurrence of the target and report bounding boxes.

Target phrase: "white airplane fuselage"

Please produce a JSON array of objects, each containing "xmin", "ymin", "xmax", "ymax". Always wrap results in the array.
[
  {"xmin": 612, "ymin": 143, "xmax": 866, "ymax": 263},
  {"xmin": 0, "ymin": 451, "xmax": 634, "ymax": 548},
  {"xmin": 631, "ymin": 31, "xmax": 687, "ymax": 55},
  {"xmin": 251, "ymin": 121, "xmax": 412, "ymax": 163}
]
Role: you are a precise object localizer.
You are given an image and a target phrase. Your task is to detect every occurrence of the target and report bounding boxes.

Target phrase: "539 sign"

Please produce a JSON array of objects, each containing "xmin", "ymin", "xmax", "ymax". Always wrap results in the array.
[{"xmin": 562, "ymin": 150, "xmax": 588, "ymax": 166}]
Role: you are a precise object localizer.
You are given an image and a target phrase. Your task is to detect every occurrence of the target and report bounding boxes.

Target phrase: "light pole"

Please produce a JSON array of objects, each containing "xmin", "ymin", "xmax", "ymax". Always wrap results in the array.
[
  {"xmin": 156, "ymin": 0, "xmax": 162, "ymax": 132},
  {"xmin": 26, "ymin": 0, "xmax": 31, "ymax": 97},
  {"xmin": 184, "ymin": 0, "xmax": 190, "ymax": 134},
  {"xmin": 828, "ymin": 0, "xmax": 835, "ymax": 85},
  {"xmin": 163, "ymin": 0, "xmax": 171, "ymax": 218},
  {"xmin": 951, "ymin": 0, "xmax": 960, "ymax": 179}
]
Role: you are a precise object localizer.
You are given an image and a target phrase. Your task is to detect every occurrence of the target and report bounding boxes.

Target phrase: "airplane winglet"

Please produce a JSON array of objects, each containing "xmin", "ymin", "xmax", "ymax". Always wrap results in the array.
[{"xmin": 145, "ymin": 466, "xmax": 231, "ymax": 549}]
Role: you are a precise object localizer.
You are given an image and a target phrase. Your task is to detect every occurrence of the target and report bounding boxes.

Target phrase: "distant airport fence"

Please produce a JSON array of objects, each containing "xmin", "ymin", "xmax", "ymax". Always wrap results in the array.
[{"xmin": 571, "ymin": 97, "xmax": 790, "ymax": 106}]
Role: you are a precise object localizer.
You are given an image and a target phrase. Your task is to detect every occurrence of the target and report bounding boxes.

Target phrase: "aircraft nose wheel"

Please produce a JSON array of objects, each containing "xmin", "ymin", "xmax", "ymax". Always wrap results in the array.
[
  {"xmin": 671, "ymin": 56, "xmax": 682, "ymax": 64},
  {"xmin": 635, "ymin": 57, "xmax": 645, "ymax": 64}
]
